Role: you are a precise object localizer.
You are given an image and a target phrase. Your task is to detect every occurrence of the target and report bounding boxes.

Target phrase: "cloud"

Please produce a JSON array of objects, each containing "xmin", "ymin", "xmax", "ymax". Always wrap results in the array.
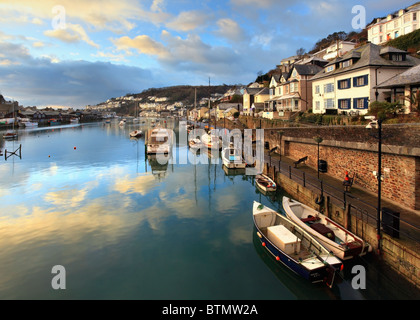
[
  {"xmin": 215, "ymin": 18, "xmax": 246, "ymax": 42},
  {"xmin": 44, "ymin": 23, "xmax": 100, "ymax": 48},
  {"xmin": 0, "ymin": 41, "xmax": 156, "ymax": 107},
  {"xmin": 112, "ymin": 35, "xmax": 168, "ymax": 57},
  {"xmin": 165, "ymin": 10, "xmax": 211, "ymax": 32}
]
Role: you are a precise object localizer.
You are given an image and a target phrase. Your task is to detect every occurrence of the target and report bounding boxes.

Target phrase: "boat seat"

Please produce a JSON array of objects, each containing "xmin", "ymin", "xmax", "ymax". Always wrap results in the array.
[{"xmin": 301, "ymin": 216, "xmax": 319, "ymax": 223}]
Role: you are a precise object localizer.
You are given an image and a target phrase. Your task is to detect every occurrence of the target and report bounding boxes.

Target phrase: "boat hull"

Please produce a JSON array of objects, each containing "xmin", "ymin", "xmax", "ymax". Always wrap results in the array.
[
  {"xmin": 253, "ymin": 225, "xmax": 335, "ymax": 284},
  {"xmin": 283, "ymin": 196, "xmax": 370, "ymax": 260},
  {"xmin": 256, "ymin": 174, "xmax": 277, "ymax": 192}
]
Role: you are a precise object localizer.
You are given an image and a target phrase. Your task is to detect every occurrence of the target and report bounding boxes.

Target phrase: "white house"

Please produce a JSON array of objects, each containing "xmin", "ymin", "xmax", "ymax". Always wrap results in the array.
[
  {"xmin": 311, "ymin": 43, "xmax": 420, "ymax": 115},
  {"xmin": 367, "ymin": 3, "xmax": 420, "ymax": 45}
]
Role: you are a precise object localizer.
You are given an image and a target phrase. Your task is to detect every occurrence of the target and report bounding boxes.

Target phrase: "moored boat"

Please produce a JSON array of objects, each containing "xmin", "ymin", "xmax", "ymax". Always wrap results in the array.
[
  {"xmin": 70, "ymin": 118, "xmax": 79, "ymax": 124},
  {"xmin": 2, "ymin": 131, "xmax": 18, "ymax": 140},
  {"xmin": 147, "ymin": 128, "xmax": 172, "ymax": 155},
  {"xmin": 253, "ymin": 201, "xmax": 342, "ymax": 287},
  {"xmin": 188, "ymin": 138, "xmax": 205, "ymax": 151},
  {"xmin": 282, "ymin": 196, "xmax": 372, "ymax": 260},
  {"xmin": 201, "ymin": 132, "xmax": 222, "ymax": 150},
  {"xmin": 130, "ymin": 130, "xmax": 143, "ymax": 138},
  {"xmin": 256, "ymin": 174, "xmax": 277, "ymax": 192},
  {"xmin": 221, "ymin": 142, "xmax": 246, "ymax": 169}
]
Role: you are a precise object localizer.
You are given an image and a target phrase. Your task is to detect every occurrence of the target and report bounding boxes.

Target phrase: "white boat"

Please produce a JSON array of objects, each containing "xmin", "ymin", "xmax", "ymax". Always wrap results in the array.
[
  {"xmin": 3, "ymin": 131, "xmax": 18, "ymax": 140},
  {"xmin": 253, "ymin": 201, "xmax": 342, "ymax": 287},
  {"xmin": 18, "ymin": 119, "xmax": 38, "ymax": 128},
  {"xmin": 147, "ymin": 128, "xmax": 172, "ymax": 155},
  {"xmin": 282, "ymin": 196, "xmax": 372, "ymax": 260},
  {"xmin": 201, "ymin": 132, "xmax": 222, "ymax": 150},
  {"xmin": 222, "ymin": 142, "xmax": 246, "ymax": 169},
  {"xmin": 119, "ymin": 120, "xmax": 125, "ymax": 126},
  {"xmin": 256, "ymin": 174, "xmax": 277, "ymax": 192},
  {"xmin": 188, "ymin": 138, "xmax": 205, "ymax": 151},
  {"xmin": 130, "ymin": 130, "xmax": 143, "ymax": 138},
  {"xmin": 70, "ymin": 118, "xmax": 79, "ymax": 124}
]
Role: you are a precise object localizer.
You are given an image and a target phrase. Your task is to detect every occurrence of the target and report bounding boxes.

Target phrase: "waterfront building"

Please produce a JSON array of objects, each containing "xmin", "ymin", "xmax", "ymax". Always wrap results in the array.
[
  {"xmin": 376, "ymin": 64, "xmax": 420, "ymax": 113},
  {"xmin": 311, "ymin": 43, "xmax": 420, "ymax": 115},
  {"xmin": 367, "ymin": 3, "xmax": 420, "ymax": 45}
]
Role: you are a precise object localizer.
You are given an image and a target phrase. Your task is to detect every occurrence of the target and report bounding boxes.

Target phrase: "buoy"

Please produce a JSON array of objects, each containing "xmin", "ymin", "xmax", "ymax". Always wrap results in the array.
[
  {"xmin": 74, "ymin": 147, "xmax": 76, "ymax": 150},
  {"xmin": 340, "ymin": 264, "xmax": 344, "ymax": 271},
  {"xmin": 276, "ymin": 256, "xmax": 280, "ymax": 261},
  {"xmin": 48, "ymin": 155, "xmax": 51, "ymax": 158},
  {"xmin": 262, "ymin": 242, "xmax": 266, "ymax": 247}
]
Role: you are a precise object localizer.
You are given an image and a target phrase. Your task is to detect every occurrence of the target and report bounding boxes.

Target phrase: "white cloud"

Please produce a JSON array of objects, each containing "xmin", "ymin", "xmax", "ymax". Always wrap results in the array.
[
  {"xmin": 44, "ymin": 23, "xmax": 100, "ymax": 48},
  {"xmin": 215, "ymin": 18, "xmax": 246, "ymax": 42},
  {"xmin": 165, "ymin": 10, "xmax": 211, "ymax": 32}
]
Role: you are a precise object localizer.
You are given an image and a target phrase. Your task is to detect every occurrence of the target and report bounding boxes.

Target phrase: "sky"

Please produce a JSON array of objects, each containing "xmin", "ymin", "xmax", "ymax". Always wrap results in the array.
[{"xmin": 0, "ymin": 0, "xmax": 417, "ymax": 108}]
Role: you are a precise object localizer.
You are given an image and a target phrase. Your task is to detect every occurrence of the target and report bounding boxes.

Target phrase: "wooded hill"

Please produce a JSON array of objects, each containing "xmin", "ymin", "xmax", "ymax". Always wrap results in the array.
[{"xmin": 126, "ymin": 84, "xmax": 240, "ymax": 106}]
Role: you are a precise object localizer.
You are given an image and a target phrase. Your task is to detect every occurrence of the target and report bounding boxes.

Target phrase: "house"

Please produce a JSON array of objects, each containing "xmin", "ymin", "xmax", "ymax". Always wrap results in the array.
[
  {"xmin": 367, "ymin": 3, "xmax": 420, "ymax": 45},
  {"xmin": 264, "ymin": 64, "xmax": 322, "ymax": 118},
  {"xmin": 243, "ymin": 87, "xmax": 269, "ymax": 115},
  {"xmin": 322, "ymin": 41, "xmax": 357, "ymax": 61},
  {"xmin": 216, "ymin": 103, "xmax": 242, "ymax": 120},
  {"xmin": 376, "ymin": 64, "xmax": 420, "ymax": 113},
  {"xmin": 311, "ymin": 43, "xmax": 420, "ymax": 115}
]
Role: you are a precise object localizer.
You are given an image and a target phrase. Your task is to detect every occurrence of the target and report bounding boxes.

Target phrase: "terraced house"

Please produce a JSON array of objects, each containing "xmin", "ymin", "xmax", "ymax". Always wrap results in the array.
[{"xmin": 311, "ymin": 43, "xmax": 420, "ymax": 115}]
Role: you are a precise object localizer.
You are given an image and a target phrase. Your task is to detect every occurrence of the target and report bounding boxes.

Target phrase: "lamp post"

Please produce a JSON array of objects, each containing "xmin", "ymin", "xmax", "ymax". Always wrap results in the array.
[
  {"xmin": 278, "ymin": 130, "xmax": 284, "ymax": 163},
  {"xmin": 313, "ymin": 136, "xmax": 323, "ymax": 179},
  {"xmin": 365, "ymin": 116, "xmax": 383, "ymax": 254}
]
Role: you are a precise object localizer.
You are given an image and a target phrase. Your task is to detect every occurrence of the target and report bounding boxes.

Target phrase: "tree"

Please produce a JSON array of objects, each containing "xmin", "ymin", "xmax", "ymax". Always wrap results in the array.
[{"xmin": 296, "ymin": 48, "xmax": 306, "ymax": 58}]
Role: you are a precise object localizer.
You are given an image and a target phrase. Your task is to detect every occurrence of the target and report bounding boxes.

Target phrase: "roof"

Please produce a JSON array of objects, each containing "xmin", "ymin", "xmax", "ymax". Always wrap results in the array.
[
  {"xmin": 293, "ymin": 64, "xmax": 323, "ymax": 76},
  {"xmin": 376, "ymin": 64, "xmax": 420, "ymax": 88},
  {"xmin": 312, "ymin": 43, "xmax": 420, "ymax": 81}
]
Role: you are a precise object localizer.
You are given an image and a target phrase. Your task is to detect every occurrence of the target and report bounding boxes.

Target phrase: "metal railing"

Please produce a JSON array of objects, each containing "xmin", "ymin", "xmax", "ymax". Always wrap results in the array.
[{"xmin": 265, "ymin": 157, "xmax": 420, "ymax": 245}]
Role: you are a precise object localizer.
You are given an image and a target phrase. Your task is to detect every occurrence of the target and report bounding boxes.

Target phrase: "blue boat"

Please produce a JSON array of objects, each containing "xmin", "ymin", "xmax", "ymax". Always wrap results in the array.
[{"xmin": 253, "ymin": 201, "xmax": 342, "ymax": 287}]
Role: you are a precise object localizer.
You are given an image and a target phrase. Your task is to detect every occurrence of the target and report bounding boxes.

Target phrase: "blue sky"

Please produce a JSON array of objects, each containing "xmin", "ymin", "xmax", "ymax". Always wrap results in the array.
[{"xmin": 0, "ymin": 0, "xmax": 416, "ymax": 108}]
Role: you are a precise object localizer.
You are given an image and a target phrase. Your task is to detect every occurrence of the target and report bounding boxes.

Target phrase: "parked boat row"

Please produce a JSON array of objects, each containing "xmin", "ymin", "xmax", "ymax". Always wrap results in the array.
[{"xmin": 253, "ymin": 194, "xmax": 372, "ymax": 287}]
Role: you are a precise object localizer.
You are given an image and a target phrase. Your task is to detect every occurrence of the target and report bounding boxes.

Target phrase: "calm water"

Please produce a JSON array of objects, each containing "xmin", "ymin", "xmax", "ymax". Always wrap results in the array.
[{"xmin": 0, "ymin": 120, "xmax": 418, "ymax": 300}]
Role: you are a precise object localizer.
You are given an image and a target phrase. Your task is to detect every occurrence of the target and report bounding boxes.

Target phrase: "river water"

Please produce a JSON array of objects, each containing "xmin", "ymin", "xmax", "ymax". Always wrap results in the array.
[{"xmin": 0, "ymin": 119, "xmax": 418, "ymax": 300}]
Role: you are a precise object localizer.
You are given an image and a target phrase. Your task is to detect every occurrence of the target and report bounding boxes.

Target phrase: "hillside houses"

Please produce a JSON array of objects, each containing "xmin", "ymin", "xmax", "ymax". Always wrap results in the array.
[{"xmin": 242, "ymin": 14, "xmax": 420, "ymax": 119}]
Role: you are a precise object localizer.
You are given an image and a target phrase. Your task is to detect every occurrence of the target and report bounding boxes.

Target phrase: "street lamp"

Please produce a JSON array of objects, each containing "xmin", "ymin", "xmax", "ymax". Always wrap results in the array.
[
  {"xmin": 313, "ymin": 136, "xmax": 323, "ymax": 179},
  {"xmin": 278, "ymin": 130, "xmax": 284, "ymax": 163},
  {"xmin": 365, "ymin": 115, "xmax": 383, "ymax": 254}
]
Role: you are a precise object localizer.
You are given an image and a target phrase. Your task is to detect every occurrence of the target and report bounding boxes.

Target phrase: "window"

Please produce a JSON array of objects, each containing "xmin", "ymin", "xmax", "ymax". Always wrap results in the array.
[
  {"xmin": 338, "ymin": 99, "xmax": 351, "ymax": 109},
  {"xmin": 294, "ymin": 100, "xmax": 299, "ymax": 109},
  {"xmin": 404, "ymin": 14, "xmax": 411, "ymax": 24},
  {"xmin": 353, "ymin": 97, "xmax": 369, "ymax": 109},
  {"xmin": 405, "ymin": 26, "xmax": 412, "ymax": 34},
  {"xmin": 315, "ymin": 101, "xmax": 320, "ymax": 110},
  {"xmin": 326, "ymin": 65, "xmax": 334, "ymax": 73},
  {"xmin": 394, "ymin": 20, "xmax": 399, "ymax": 28},
  {"xmin": 392, "ymin": 54, "xmax": 405, "ymax": 61},
  {"xmin": 324, "ymin": 83, "xmax": 335, "ymax": 93},
  {"xmin": 353, "ymin": 75, "xmax": 369, "ymax": 87},
  {"xmin": 379, "ymin": 25, "xmax": 383, "ymax": 33},
  {"xmin": 338, "ymin": 79, "xmax": 351, "ymax": 89},
  {"xmin": 380, "ymin": 35, "xmax": 383, "ymax": 43},
  {"xmin": 290, "ymin": 82, "xmax": 298, "ymax": 92},
  {"xmin": 395, "ymin": 31, "xmax": 400, "ymax": 38},
  {"xmin": 324, "ymin": 99, "xmax": 335, "ymax": 109},
  {"xmin": 414, "ymin": 13, "xmax": 417, "ymax": 21},
  {"xmin": 341, "ymin": 60, "xmax": 351, "ymax": 68},
  {"xmin": 315, "ymin": 85, "xmax": 320, "ymax": 94}
]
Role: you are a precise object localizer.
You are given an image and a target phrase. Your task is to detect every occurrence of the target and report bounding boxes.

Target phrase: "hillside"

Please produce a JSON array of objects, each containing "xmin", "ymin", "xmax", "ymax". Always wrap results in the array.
[
  {"xmin": 385, "ymin": 28, "xmax": 420, "ymax": 57},
  {"xmin": 126, "ymin": 84, "xmax": 239, "ymax": 106}
]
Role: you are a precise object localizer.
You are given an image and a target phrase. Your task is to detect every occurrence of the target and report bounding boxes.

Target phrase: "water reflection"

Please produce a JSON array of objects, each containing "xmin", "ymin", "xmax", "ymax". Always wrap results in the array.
[{"xmin": 0, "ymin": 120, "xmax": 417, "ymax": 299}]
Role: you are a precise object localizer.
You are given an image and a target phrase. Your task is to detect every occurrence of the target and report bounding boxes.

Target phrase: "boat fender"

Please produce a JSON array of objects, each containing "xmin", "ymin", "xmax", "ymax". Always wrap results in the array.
[{"xmin": 315, "ymin": 195, "xmax": 324, "ymax": 205}]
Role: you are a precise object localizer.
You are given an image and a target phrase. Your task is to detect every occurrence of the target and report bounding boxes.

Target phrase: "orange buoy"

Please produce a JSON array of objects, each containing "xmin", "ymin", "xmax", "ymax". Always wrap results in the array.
[
  {"xmin": 262, "ymin": 242, "xmax": 266, "ymax": 247},
  {"xmin": 74, "ymin": 147, "xmax": 76, "ymax": 150},
  {"xmin": 276, "ymin": 256, "xmax": 280, "ymax": 261}
]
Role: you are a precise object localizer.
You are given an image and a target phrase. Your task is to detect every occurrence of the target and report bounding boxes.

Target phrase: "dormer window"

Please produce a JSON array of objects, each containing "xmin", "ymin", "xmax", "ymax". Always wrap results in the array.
[
  {"xmin": 391, "ymin": 53, "xmax": 406, "ymax": 61},
  {"xmin": 341, "ymin": 60, "xmax": 351, "ymax": 68},
  {"xmin": 326, "ymin": 65, "xmax": 334, "ymax": 73}
]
